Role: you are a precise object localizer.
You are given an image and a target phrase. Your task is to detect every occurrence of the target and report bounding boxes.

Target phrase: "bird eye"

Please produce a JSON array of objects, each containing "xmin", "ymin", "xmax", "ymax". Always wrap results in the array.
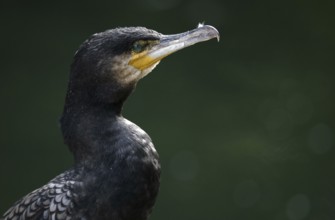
[{"xmin": 132, "ymin": 40, "xmax": 147, "ymax": 53}]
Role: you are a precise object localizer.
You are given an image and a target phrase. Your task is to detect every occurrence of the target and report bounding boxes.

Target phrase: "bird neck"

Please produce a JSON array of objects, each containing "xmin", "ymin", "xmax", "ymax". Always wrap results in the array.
[{"xmin": 60, "ymin": 97, "xmax": 123, "ymax": 163}]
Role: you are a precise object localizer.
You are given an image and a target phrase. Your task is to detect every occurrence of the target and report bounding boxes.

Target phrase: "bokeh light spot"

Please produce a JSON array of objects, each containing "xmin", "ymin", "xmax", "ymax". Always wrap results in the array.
[
  {"xmin": 308, "ymin": 123, "xmax": 333, "ymax": 154},
  {"xmin": 286, "ymin": 194, "xmax": 310, "ymax": 220}
]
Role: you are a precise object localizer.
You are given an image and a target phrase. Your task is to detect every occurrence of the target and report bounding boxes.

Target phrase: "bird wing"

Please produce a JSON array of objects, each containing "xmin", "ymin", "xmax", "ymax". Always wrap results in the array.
[{"xmin": 3, "ymin": 172, "xmax": 77, "ymax": 220}]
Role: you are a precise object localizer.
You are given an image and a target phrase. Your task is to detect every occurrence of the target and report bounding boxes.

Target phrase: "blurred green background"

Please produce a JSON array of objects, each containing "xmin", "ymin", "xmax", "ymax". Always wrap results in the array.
[{"xmin": 0, "ymin": 0, "xmax": 334, "ymax": 219}]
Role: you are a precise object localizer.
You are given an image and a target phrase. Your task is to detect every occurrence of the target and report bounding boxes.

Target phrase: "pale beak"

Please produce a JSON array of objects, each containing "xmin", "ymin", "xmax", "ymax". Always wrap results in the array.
[{"xmin": 129, "ymin": 24, "xmax": 220, "ymax": 70}]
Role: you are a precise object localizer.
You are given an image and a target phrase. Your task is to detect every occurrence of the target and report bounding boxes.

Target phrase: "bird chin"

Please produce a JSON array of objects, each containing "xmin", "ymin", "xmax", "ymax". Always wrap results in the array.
[
  {"xmin": 139, "ymin": 61, "xmax": 160, "ymax": 79},
  {"xmin": 114, "ymin": 61, "xmax": 160, "ymax": 87}
]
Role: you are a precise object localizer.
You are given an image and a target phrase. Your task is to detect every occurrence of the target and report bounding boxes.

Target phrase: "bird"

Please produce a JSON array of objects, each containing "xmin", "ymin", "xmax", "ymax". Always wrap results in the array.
[{"xmin": 2, "ymin": 24, "xmax": 219, "ymax": 220}]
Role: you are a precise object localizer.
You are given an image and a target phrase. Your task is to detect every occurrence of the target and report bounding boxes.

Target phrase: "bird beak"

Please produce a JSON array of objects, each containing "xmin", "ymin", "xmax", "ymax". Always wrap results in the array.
[{"xmin": 129, "ymin": 24, "xmax": 220, "ymax": 71}]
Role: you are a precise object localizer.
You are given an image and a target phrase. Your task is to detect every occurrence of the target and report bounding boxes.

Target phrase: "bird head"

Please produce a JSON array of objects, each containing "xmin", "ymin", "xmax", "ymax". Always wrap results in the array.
[{"xmin": 67, "ymin": 24, "xmax": 219, "ymax": 107}]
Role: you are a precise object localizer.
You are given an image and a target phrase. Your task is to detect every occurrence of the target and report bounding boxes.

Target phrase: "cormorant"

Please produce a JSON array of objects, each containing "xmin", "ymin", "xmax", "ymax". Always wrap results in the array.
[{"xmin": 2, "ymin": 24, "xmax": 219, "ymax": 220}]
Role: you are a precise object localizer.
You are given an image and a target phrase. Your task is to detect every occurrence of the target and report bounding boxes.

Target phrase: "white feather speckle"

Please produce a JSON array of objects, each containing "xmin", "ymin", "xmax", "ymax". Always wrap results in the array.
[{"xmin": 197, "ymin": 22, "xmax": 205, "ymax": 28}]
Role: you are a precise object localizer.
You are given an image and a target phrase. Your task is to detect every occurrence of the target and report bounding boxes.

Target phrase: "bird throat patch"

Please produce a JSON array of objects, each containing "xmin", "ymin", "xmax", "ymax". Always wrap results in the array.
[{"xmin": 129, "ymin": 51, "xmax": 162, "ymax": 71}]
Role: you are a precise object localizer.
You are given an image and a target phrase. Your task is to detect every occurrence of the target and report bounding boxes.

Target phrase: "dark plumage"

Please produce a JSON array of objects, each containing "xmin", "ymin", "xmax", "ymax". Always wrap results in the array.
[{"xmin": 3, "ymin": 25, "xmax": 219, "ymax": 220}]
